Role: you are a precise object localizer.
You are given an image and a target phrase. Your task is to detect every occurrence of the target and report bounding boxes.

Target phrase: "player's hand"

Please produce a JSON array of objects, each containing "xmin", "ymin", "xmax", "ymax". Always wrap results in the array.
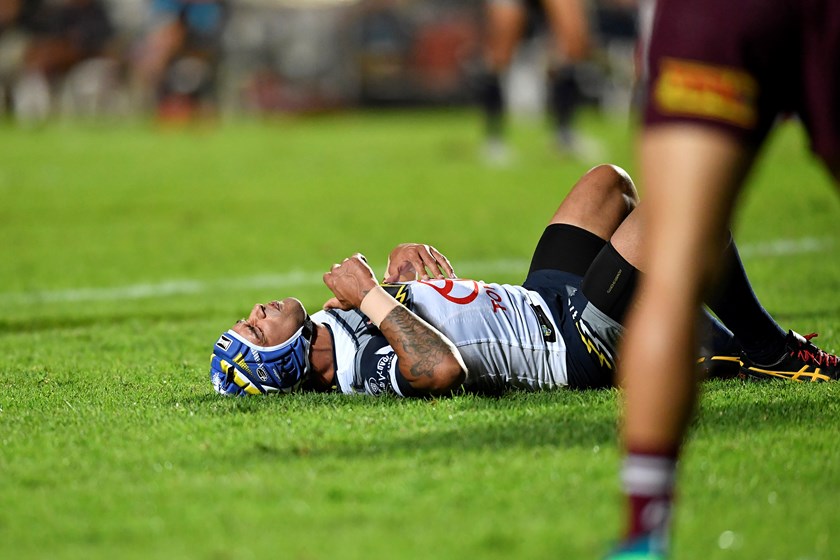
[
  {"xmin": 384, "ymin": 243, "xmax": 456, "ymax": 282},
  {"xmin": 322, "ymin": 253, "xmax": 379, "ymax": 310}
]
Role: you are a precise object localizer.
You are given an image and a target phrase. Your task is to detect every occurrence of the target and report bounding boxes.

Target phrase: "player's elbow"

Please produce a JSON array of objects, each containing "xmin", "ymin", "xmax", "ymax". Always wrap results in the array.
[
  {"xmin": 429, "ymin": 356, "xmax": 467, "ymax": 395},
  {"xmin": 405, "ymin": 352, "xmax": 467, "ymax": 395}
]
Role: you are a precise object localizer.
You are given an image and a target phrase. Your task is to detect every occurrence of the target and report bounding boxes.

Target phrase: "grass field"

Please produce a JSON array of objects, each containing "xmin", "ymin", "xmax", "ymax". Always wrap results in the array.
[{"xmin": 1, "ymin": 110, "xmax": 838, "ymax": 560}]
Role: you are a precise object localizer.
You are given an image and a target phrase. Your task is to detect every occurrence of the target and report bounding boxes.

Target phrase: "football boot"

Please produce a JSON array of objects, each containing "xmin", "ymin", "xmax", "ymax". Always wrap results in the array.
[
  {"xmin": 740, "ymin": 330, "xmax": 839, "ymax": 382},
  {"xmin": 696, "ymin": 354, "xmax": 743, "ymax": 380}
]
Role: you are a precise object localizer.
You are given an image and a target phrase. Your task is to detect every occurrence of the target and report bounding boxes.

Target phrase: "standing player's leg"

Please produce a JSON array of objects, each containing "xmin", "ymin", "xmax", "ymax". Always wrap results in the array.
[
  {"xmin": 608, "ymin": 0, "xmax": 786, "ymax": 553},
  {"xmin": 478, "ymin": 0, "xmax": 527, "ymax": 162},
  {"xmin": 613, "ymin": 125, "xmax": 753, "ymax": 557},
  {"xmin": 541, "ymin": 0, "xmax": 595, "ymax": 156},
  {"xmin": 610, "ymin": 1, "xmax": 840, "ymax": 553},
  {"xmin": 131, "ymin": 0, "xmax": 188, "ymax": 112},
  {"xmin": 541, "ymin": 0, "xmax": 589, "ymax": 62}
]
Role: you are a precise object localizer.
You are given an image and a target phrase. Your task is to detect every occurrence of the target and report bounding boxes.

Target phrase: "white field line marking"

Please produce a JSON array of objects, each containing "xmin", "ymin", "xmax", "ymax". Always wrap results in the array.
[
  {"xmin": 0, "ymin": 237, "xmax": 834, "ymax": 306},
  {"xmin": 736, "ymin": 237, "xmax": 834, "ymax": 258}
]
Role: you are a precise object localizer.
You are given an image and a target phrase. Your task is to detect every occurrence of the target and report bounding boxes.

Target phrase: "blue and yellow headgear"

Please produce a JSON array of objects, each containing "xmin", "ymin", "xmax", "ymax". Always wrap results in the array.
[{"xmin": 210, "ymin": 317, "xmax": 313, "ymax": 396}]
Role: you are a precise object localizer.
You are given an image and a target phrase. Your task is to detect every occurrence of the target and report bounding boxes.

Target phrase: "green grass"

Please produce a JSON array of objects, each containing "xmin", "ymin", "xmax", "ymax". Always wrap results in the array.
[{"xmin": 1, "ymin": 110, "xmax": 839, "ymax": 559}]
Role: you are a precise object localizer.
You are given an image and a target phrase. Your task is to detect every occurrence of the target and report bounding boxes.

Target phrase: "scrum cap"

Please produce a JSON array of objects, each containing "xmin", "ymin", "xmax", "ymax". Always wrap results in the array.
[{"xmin": 210, "ymin": 317, "xmax": 313, "ymax": 396}]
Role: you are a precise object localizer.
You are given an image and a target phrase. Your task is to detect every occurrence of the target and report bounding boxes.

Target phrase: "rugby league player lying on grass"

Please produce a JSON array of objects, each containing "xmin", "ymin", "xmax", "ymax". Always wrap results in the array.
[{"xmin": 209, "ymin": 165, "xmax": 839, "ymax": 397}]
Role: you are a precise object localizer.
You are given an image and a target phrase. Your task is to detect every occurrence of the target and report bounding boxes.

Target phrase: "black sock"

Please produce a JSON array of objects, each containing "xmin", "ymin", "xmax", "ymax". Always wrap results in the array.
[
  {"xmin": 477, "ymin": 70, "xmax": 504, "ymax": 139},
  {"xmin": 548, "ymin": 66, "xmax": 579, "ymax": 140},
  {"xmin": 697, "ymin": 310, "xmax": 740, "ymax": 356},
  {"xmin": 581, "ymin": 242, "xmax": 639, "ymax": 324},
  {"xmin": 705, "ymin": 235, "xmax": 786, "ymax": 364}
]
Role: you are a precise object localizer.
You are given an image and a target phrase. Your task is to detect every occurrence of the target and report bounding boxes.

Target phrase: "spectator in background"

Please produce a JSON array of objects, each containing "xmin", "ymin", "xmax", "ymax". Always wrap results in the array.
[
  {"xmin": 0, "ymin": 0, "xmax": 36, "ymax": 112},
  {"xmin": 2, "ymin": 0, "xmax": 114, "ymax": 123},
  {"xmin": 477, "ymin": 0, "xmax": 597, "ymax": 164},
  {"xmin": 131, "ymin": 0, "xmax": 228, "ymax": 120}
]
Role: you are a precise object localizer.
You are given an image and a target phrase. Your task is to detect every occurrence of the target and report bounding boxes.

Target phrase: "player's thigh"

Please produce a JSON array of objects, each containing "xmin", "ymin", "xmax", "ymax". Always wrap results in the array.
[
  {"xmin": 547, "ymin": 164, "xmax": 638, "ymax": 241},
  {"xmin": 484, "ymin": 0, "xmax": 528, "ymax": 68},
  {"xmin": 641, "ymin": 126, "xmax": 750, "ymax": 294},
  {"xmin": 541, "ymin": 0, "xmax": 590, "ymax": 61}
]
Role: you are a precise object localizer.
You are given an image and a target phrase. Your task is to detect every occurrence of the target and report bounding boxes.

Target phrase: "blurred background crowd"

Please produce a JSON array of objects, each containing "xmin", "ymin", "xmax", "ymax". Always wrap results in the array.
[{"xmin": 0, "ymin": 0, "xmax": 638, "ymax": 129}]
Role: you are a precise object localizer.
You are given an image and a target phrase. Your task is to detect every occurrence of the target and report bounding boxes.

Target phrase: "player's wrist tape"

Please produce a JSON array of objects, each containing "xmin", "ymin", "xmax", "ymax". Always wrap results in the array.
[{"xmin": 360, "ymin": 286, "xmax": 400, "ymax": 327}]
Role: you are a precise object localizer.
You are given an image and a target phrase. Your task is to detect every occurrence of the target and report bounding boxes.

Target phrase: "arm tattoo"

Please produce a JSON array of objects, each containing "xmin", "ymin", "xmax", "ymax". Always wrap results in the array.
[{"xmin": 379, "ymin": 306, "xmax": 452, "ymax": 381}]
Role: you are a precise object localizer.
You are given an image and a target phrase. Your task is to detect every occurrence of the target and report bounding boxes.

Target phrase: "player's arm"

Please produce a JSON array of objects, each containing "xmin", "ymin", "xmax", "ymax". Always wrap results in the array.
[
  {"xmin": 323, "ymin": 254, "xmax": 467, "ymax": 395},
  {"xmin": 384, "ymin": 243, "xmax": 456, "ymax": 282}
]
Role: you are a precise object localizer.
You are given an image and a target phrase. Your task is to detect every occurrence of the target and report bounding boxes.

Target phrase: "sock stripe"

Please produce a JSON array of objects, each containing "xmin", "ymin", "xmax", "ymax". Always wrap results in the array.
[{"xmin": 622, "ymin": 455, "xmax": 677, "ymax": 496}]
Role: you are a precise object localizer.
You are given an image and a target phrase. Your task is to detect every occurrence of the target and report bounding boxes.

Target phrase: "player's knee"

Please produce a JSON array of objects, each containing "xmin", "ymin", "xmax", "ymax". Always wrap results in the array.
[{"xmin": 583, "ymin": 164, "xmax": 639, "ymax": 207}]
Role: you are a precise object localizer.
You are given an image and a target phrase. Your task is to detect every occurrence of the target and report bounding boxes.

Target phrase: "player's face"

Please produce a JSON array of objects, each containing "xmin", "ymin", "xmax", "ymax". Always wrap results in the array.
[{"xmin": 232, "ymin": 297, "xmax": 307, "ymax": 347}]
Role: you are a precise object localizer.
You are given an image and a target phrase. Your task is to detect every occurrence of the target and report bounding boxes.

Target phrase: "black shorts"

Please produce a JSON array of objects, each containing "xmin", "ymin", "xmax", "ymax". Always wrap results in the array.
[{"xmin": 521, "ymin": 224, "xmax": 623, "ymax": 390}]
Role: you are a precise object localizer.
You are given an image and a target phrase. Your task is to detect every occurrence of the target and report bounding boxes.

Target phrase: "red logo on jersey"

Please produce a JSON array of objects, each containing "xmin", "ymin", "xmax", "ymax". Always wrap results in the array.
[
  {"xmin": 418, "ymin": 279, "xmax": 509, "ymax": 313},
  {"xmin": 418, "ymin": 279, "xmax": 480, "ymax": 304}
]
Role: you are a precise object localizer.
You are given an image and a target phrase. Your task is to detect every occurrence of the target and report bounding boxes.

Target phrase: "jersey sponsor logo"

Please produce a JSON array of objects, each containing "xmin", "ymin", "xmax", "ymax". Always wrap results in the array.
[
  {"xmin": 215, "ymin": 334, "xmax": 232, "ymax": 351},
  {"xmin": 530, "ymin": 304, "xmax": 556, "ymax": 343},
  {"xmin": 365, "ymin": 355, "xmax": 393, "ymax": 395},
  {"xmin": 364, "ymin": 348, "xmax": 395, "ymax": 396},
  {"xmin": 257, "ymin": 365, "xmax": 269, "ymax": 382},
  {"xmin": 653, "ymin": 57, "xmax": 758, "ymax": 129}
]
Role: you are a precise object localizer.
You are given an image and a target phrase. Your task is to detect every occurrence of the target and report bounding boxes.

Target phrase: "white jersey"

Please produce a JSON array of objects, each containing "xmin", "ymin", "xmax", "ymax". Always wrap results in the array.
[
  {"xmin": 407, "ymin": 279, "xmax": 568, "ymax": 391},
  {"xmin": 311, "ymin": 279, "xmax": 569, "ymax": 396}
]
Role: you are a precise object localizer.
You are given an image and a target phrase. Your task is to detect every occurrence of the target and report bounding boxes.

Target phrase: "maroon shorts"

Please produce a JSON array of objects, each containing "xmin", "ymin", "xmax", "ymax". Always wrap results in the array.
[{"xmin": 642, "ymin": 0, "xmax": 840, "ymax": 163}]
